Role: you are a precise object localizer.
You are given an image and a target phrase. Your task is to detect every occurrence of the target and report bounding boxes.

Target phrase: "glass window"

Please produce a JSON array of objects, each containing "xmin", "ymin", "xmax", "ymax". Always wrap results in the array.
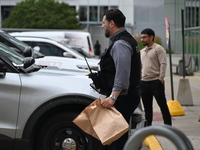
[
  {"xmin": 79, "ymin": 5, "xmax": 118, "ymax": 22},
  {"xmin": 28, "ymin": 42, "xmax": 65, "ymax": 57},
  {"xmin": 70, "ymin": 6, "xmax": 76, "ymax": 11},
  {"xmin": 0, "ymin": 43, "xmax": 24, "ymax": 65},
  {"xmin": 0, "ymin": 32, "xmax": 29, "ymax": 51},
  {"xmin": 100, "ymin": 6, "xmax": 108, "ymax": 21},
  {"xmin": 79, "ymin": 6, "xmax": 87, "ymax": 21},
  {"xmin": 186, "ymin": 6, "xmax": 199, "ymax": 27},
  {"xmin": 1, "ymin": 6, "xmax": 14, "ymax": 22},
  {"xmin": 89, "ymin": 6, "xmax": 97, "ymax": 21}
]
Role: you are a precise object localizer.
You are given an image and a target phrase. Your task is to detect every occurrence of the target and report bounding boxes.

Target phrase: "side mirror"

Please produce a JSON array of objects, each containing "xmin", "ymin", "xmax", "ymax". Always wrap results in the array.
[
  {"xmin": 23, "ymin": 47, "xmax": 33, "ymax": 57},
  {"xmin": 63, "ymin": 52, "xmax": 74, "ymax": 58},
  {"xmin": 13, "ymin": 57, "xmax": 35, "ymax": 69},
  {"xmin": 23, "ymin": 57, "xmax": 35, "ymax": 68}
]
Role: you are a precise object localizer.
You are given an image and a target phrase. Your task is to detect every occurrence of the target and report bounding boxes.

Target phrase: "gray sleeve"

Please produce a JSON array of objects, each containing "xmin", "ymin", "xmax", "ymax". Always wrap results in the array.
[{"xmin": 110, "ymin": 40, "xmax": 133, "ymax": 93}]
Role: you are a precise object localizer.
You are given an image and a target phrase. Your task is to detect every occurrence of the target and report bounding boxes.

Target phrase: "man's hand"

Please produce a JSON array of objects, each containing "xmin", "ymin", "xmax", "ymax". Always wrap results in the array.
[
  {"xmin": 160, "ymin": 79, "xmax": 164, "ymax": 84},
  {"xmin": 101, "ymin": 97, "xmax": 115, "ymax": 108},
  {"xmin": 101, "ymin": 90, "xmax": 121, "ymax": 108}
]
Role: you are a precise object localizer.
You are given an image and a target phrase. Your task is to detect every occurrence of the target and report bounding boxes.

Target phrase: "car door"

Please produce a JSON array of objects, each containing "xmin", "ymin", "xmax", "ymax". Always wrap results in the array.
[
  {"xmin": 0, "ymin": 44, "xmax": 22, "ymax": 139},
  {"xmin": 0, "ymin": 70, "xmax": 21, "ymax": 138}
]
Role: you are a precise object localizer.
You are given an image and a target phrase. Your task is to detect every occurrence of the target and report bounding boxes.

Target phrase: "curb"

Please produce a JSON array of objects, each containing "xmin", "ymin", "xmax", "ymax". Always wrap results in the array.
[{"xmin": 144, "ymin": 135, "xmax": 162, "ymax": 150}]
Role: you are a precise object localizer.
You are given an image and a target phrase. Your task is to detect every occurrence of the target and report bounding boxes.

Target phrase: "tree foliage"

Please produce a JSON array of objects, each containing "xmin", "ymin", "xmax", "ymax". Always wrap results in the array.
[{"xmin": 2, "ymin": 0, "xmax": 81, "ymax": 29}]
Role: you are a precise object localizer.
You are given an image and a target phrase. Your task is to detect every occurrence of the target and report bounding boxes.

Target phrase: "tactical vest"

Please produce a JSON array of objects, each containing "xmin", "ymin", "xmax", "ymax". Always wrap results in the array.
[{"xmin": 99, "ymin": 30, "xmax": 141, "ymax": 96}]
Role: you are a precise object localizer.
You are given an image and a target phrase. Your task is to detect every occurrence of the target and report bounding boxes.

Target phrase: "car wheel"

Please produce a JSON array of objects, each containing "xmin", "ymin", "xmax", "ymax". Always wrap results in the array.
[{"xmin": 36, "ymin": 111, "xmax": 105, "ymax": 150}]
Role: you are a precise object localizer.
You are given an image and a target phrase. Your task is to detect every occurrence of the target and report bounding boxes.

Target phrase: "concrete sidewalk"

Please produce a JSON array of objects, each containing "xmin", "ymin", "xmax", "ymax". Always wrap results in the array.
[{"xmin": 148, "ymin": 54, "xmax": 200, "ymax": 150}]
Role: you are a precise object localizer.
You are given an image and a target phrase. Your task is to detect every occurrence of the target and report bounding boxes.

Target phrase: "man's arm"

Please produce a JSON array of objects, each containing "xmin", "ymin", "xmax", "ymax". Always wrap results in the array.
[
  {"xmin": 111, "ymin": 40, "xmax": 133, "ymax": 93},
  {"xmin": 101, "ymin": 40, "xmax": 133, "ymax": 108},
  {"xmin": 158, "ymin": 47, "xmax": 167, "ymax": 82}
]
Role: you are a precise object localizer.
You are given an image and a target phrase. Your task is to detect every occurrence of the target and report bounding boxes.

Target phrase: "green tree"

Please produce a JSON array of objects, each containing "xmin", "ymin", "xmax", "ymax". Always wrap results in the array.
[{"xmin": 2, "ymin": 0, "xmax": 81, "ymax": 29}]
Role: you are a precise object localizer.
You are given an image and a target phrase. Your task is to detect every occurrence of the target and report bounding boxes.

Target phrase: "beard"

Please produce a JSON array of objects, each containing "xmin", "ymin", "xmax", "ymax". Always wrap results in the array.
[
  {"xmin": 142, "ymin": 42, "xmax": 148, "ymax": 46},
  {"xmin": 104, "ymin": 28, "xmax": 110, "ymax": 38}
]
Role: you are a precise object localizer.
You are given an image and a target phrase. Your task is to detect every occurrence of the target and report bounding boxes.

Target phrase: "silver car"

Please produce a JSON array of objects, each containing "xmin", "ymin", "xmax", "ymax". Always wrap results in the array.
[{"xmin": 0, "ymin": 43, "xmax": 105, "ymax": 150}]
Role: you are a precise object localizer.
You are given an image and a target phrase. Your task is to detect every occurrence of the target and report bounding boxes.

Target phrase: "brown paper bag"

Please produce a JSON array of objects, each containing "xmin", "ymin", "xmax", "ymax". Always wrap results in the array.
[{"xmin": 73, "ymin": 98, "xmax": 129, "ymax": 145}]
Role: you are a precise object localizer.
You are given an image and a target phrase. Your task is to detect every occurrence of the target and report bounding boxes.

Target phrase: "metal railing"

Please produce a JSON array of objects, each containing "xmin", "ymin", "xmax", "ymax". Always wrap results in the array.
[{"xmin": 123, "ymin": 125, "xmax": 194, "ymax": 150}]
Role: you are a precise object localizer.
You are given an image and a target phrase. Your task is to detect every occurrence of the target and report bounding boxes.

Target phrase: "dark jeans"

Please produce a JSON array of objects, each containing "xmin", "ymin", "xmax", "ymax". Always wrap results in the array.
[
  {"xmin": 106, "ymin": 87, "xmax": 140, "ymax": 150},
  {"xmin": 140, "ymin": 80, "xmax": 172, "ymax": 126}
]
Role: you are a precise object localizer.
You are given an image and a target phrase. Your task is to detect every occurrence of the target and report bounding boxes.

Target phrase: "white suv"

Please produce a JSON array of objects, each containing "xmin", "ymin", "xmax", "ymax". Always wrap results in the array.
[
  {"xmin": 0, "ymin": 31, "xmax": 98, "ymax": 72},
  {"xmin": 12, "ymin": 35, "xmax": 99, "ymax": 61},
  {"xmin": 10, "ymin": 35, "xmax": 96, "ymax": 59},
  {"xmin": 10, "ymin": 30, "xmax": 94, "ymax": 56},
  {"xmin": 0, "ymin": 43, "xmax": 105, "ymax": 150}
]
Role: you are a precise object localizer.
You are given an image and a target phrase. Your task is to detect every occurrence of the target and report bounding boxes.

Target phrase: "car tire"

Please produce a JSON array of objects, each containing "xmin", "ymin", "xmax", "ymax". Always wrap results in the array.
[{"xmin": 36, "ymin": 111, "xmax": 105, "ymax": 150}]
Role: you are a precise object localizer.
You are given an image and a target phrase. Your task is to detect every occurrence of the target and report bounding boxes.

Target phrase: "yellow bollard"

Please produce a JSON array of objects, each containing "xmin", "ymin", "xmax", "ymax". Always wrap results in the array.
[{"xmin": 167, "ymin": 100, "xmax": 185, "ymax": 116}]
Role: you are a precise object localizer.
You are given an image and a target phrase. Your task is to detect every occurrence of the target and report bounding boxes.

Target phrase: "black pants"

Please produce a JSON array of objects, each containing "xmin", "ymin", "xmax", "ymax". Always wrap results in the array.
[
  {"xmin": 106, "ymin": 87, "xmax": 140, "ymax": 150},
  {"xmin": 140, "ymin": 80, "xmax": 172, "ymax": 126}
]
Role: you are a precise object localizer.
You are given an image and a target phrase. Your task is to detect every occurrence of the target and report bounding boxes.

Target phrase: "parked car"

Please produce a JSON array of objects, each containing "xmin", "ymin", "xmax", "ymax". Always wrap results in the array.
[
  {"xmin": 10, "ymin": 30, "xmax": 94, "ymax": 56},
  {"xmin": 11, "ymin": 36, "xmax": 98, "ymax": 62},
  {"xmin": 0, "ymin": 30, "xmax": 98, "ymax": 72},
  {"xmin": 0, "ymin": 42, "xmax": 106, "ymax": 150}
]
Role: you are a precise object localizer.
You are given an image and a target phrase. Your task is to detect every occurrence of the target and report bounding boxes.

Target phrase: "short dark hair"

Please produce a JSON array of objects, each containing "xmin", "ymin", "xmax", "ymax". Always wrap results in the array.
[
  {"xmin": 104, "ymin": 9, "xmax": 126, "ymax": 28},
  {"xmin": 141, "ymin": 28, "xmax": 155, "ymax": 41}
]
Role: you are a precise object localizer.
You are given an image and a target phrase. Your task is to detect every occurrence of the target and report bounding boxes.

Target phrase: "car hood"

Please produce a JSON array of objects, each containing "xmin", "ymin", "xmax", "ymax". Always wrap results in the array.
[
  {"xmin": 35, "ymin": 56, "xmax": 99, "ymax": 72},
  {"xmin": 20, "ymin": 69, "xmax": 101, "ymax": 105},
  {"xmin": 38, "ymin": 66, "xmax": 90, "ymax": 76}
]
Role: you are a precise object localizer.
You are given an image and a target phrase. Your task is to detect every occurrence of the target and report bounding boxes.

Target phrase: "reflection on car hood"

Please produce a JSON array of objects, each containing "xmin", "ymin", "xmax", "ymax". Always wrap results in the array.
[
  {"xmin": 19, "ymin": 68, "xmax": 101, "ymax": 104},
  {"xmin": 35, "ymin": 56, "xmax": 99, "ymax": 73},
  {"xmin": 38, "ymin": 65, "xmax": 90, "ymax": 76}
]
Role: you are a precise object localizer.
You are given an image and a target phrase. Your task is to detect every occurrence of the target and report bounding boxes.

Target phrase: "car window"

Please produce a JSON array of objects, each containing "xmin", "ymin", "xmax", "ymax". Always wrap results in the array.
[
  {"xmin": 0, "ymin": 36, "xmax": 15, "ymax": 48},
  {"xmin": 0, "ymin": 43, "xmax": 24, "ymax": 65},
  {"xmin": 2, "ymin": 32, "xmax": 29, "ymax": 50},
  {"xmin": 23, "ymin": 41, "xmax": 32, "ymax": 47},
  {"xmin": 0, "ymin": 33, "xmax": 44, "ymax": 58},
  {"xmin": 25, "ymin": 41, "xmax": 65, "ymax": 57}
]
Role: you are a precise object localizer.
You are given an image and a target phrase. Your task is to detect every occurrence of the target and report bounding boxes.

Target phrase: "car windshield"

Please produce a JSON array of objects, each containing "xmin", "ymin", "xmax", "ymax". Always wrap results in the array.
[
  {"xmin": 61, "ymin": 42, "xmax": 94, "ymax": 58},
  {"xmin": 2, "ymin": 32, "xmax": 29, "ymax": 50},
  {"xmin": 70, "ymin": 46, "xmax": 94, "ymax": 58},
  {"xmin": 0, "ymin": 43, "xmax": 24, "ymax": 65},
  {"xmin": 58, "ymin": 42, "xmax": 84, "ymax": 55},
  {"xmin": 34, "ymin": 49, "xmax": 45, "ymax": 58},
  {"xmin": 2, "ymin": 32, "xmax": 44, "ymax": 58},
  {"xmin": 77, "ymin": 49, "xmax": 94, "ymax": 58}
]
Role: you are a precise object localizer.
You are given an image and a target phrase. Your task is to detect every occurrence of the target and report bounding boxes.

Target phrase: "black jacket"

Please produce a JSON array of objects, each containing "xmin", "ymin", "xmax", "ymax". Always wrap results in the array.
[{"xmin": 99, "ymin": 30, "xmax": 141, "ymax": 96}]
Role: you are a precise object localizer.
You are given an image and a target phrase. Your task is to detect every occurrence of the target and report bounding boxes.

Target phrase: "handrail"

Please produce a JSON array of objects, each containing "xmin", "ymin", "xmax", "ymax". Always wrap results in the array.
[{"xmin": 123, "ymin": 125, "xmax": 194, "ymax": 150}]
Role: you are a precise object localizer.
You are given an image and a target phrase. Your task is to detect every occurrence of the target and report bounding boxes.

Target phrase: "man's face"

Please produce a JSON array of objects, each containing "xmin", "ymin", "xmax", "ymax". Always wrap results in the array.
[
  {"xmin": 140, "ymin": 34, "xmax": 152, "ymax": 46},
  {"xmin": 101, "ymin": 15, "xmax": 111, "ymax": 38}
]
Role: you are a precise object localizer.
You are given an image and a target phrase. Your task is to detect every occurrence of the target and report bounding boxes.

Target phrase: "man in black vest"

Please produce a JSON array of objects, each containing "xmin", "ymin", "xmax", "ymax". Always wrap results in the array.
[{"xmin": 100, "ymin": 9, "xmax": 141, "ymax": 150}]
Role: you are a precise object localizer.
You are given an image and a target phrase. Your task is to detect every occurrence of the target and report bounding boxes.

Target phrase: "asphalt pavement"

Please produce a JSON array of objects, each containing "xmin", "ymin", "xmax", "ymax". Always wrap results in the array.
[{"xmin": 145, "ymin": 53, "xmax": 200, "ymax": 150}]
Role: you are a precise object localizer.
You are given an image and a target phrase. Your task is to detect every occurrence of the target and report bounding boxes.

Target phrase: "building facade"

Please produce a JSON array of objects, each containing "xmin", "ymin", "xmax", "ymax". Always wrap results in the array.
[
  {"xmin": 0, "ymin": 0, "xmax": 135, "ymax": 53},
  {"xmin": 1, "ymin": 0, "xmax": 200, "ymax": 71}
]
